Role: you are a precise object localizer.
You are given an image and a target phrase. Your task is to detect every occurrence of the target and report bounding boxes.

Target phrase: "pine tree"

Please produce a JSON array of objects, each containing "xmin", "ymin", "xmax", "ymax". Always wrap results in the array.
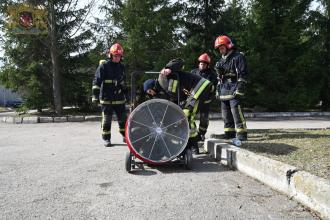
[
  {"xmin": 245, "ymin": 0, "xmax": 314, "ymax": 110},
  {"xmin": 0, "ymin": 0, "xmax": 95, "ymax": 113},
  {"xmin": 182, "ymin": 0, "xmax": 226, "ymax": 69},
  {"xmin": 95, "ymin": 0, "xmax": 184, "ymax": 72}
]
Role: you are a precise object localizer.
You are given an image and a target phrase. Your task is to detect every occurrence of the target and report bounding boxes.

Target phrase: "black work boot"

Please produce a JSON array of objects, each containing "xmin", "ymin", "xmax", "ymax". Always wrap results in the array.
[
  {"xmin": 198, "ymin": 132, "xmax": 205, "ymax": 142},
  {"xmin": 104, "ymin": 140, "xmax": 112, "ymax": 147},
  {"xmin": 192, "ymin": 145, "xmax": 200, "ymax": 155},
  {"xmin": 237, "ymin": 133, "xmax": 248, "ymax": 141}
]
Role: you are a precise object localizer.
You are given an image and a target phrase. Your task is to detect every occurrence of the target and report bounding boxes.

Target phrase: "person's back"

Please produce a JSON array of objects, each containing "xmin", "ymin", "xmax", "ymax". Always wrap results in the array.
[
  {"xmin": 160, "ymin": 58, "xmax": 206, "ymax": 102},
  {"xmin": 164, "ymin": 70, "xmax": 203, "ymax": 101},
  {"xmin": 158, "ymin": 58, "xmax": 212, "ymax": 154},
  {"xmin": 135, "ymin": 79, "xmax": 170, "ymax": 107}
]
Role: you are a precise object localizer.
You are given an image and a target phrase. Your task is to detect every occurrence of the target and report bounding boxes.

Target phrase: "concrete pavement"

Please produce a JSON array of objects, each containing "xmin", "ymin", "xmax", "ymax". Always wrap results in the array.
[
  {"xmin": 0, "ymin": 122, "xmax": 318, "ymax": 219},
  {"xmin": 205, "ymin": 118, "xmax": 330, "ymax": 219}
]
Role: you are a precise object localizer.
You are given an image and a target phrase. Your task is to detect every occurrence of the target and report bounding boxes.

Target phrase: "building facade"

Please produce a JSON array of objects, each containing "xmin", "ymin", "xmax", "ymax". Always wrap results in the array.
[{"xmin": 0, "ymin": 86, "xmax": 22, "ymax": 106}]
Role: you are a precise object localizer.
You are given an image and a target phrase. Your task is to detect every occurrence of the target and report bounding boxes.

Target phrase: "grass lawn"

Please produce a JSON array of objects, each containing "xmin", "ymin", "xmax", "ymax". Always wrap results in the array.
[
  {"xmin": 244, "ymin": 129, "xmax": 330, "ymax": 180},
  {"xmin": 0, "ymin": 107, "xmax": 9, "ymax": 112}
]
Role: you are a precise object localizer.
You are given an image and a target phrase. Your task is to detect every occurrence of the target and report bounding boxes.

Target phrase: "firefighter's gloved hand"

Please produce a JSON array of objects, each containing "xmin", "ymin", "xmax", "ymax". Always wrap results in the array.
[
  {"xmin": 92, "ymin": 98, "xmax": 100, "ymax": 107},
  {"xmin": 216, "ymin": 90, "xmax": 220, "ymax": 100},
  {"xmin": 235, "ymin": 81, "xmax": 246, "ymax": 97},
  {"xmin": 215, "ymin": 84, "xmax": 221, "ymax": 100},
  {"xmin": 214, "ymin": 61, "xmax": 224, "ymax": 76},
  {"xmin": 183, "ymin": 109, "xmax": 190, "ymax": 118},
  {"xmin": 210, "ymin": 85, "xmax": 216, "ymax": 100},
  {"xmin": 124, "ymin": 92, "xmax": 130, "ymax": 103},
  {"xmin": 92, "ymin": 98, "xmax": 99, "ymax": 104},
  {"xmin": 160, "ymin": 68, "xmax": 172, "ymax": 76}
]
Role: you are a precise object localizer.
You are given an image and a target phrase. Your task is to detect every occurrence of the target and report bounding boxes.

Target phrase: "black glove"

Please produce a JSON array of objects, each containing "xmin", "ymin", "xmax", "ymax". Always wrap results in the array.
[
  {"xmin": 124, "ymin": 87, "xmax": 130, "ymax": 102},
  {"xmin": 92, "ymin": 97, "xmax": 99, "ymax": 104},
  {"xmin": 214, "ymin": 61, "xmax": 225, "ymax": 76},
  {"xmin": 215, "ymin": 83, "xmax": 221, "ymax": 100},
  {"xmin": 235, "ymin": 81, "xmax": 246, "ymax": 97},
  {"xmin": 92, "ymin": 97, "xmax": 101, "ymax": 108}
]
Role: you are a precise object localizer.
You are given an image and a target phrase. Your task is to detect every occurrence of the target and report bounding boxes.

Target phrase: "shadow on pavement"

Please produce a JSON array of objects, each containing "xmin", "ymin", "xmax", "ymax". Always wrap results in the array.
[
  {"xmin": 112, "ymin": 143, "xmax": 127, "ymax": 147},
  {"xmin": 155, "ymin": 154, "xmax": 229, "ymax": 174},
  {"xmin": 129, "ymin": 169, "xmax": 157, "ymax": 176},
  {"xmin": 243, "ymin": 142, "xmax": 298, "ymax": 156},
  {"xmin": 125, "ymin": 153, "xmax": 229, "ymax": 175}
]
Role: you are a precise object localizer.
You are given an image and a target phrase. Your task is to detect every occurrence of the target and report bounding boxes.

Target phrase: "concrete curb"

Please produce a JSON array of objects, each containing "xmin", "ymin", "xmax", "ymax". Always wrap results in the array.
[
  {"xmin": 0, "ymin": 115, "xmax": 102, "ymax": 124},
  {"xmin": 67, "ymin": 116, "xmax": 85, "ymax": 122},
  {"xmin": 204, "ymin": 139, "xmax": 330, "ymax": 220},
  {"xmin": 54, "ymin": 117, "xmax": 67, "ymax": 123},
  {"xmin": 291, "ymin": 171, "xmax": 330, "ymax": 219},
  {"xmin": 22, "ymin": 116, "xmax": 39, "ymax": 124},
  {"xmin": 85, "ymin": 115, "xmax": 101, "ymax": 121}
]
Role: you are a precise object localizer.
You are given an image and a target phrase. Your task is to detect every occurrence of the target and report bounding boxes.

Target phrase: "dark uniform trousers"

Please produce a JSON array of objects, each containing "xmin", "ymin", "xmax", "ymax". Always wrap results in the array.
[
  {"xmin": 215, "ymin": 51, "xmax": 248, "ymax": 141},
  {"xmin": 191, "ymin": 68, "xmax": 217, "ymax": 139},
  {"xmin": 101, "ymin": 104, "xmax": 127, "ymax": 141},
  {"xmin": 198, "ymin": 99, "xmax": 211, "ymax": 137},
  {"xmin": 221, "ymin": 97, "xmax": 247, "ymax": 140},
  {"xmin": 92, "ymin": 60, "xmax": 127, "ymax": 142},
  {"xmin": 185, "ymin": 83, "xmax": 212, "ymax": 149}
]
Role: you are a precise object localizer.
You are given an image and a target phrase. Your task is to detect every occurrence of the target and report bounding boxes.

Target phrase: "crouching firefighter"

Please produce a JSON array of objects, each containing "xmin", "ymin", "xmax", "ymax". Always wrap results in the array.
[
  {"xmin": 159, "ymin": 58, "xmax": 213, "ymax": 154},
  {"xmin": 92, "ymin": 43, "xmax": 128, "ymax": 147},
  {"xmin": 191, "ymin": 53, "xmax": 218, "ymax": 142},
  {"xmin": 133, "ymin": 79, "xmax": 170, "ymax": 106},
  {"xmin": 214, "ymin": 35, "xmax": 248, "ymax": 141}
]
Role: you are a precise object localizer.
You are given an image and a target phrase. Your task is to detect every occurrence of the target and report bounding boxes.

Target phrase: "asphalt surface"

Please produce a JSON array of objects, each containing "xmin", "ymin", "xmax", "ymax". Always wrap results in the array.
[{"xmin": 1, "ymin": 120, "xmax": 327, "ymax": 219}]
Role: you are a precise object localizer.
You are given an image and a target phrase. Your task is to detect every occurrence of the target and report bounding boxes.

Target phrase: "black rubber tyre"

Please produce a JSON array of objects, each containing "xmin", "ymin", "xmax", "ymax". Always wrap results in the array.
[
  {"xmin": 184, "ymin": 148, "xmax": 193, "ymax": 170},
  {"xmin": 125, "ymin": 151, "xmax": 132, "ymax": 172}
]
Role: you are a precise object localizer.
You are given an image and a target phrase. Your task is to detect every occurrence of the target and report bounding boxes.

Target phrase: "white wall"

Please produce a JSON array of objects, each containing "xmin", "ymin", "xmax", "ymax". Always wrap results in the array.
[{"xmin": 0, "ymin": 86, "xmax": 22, "ymax": 106}]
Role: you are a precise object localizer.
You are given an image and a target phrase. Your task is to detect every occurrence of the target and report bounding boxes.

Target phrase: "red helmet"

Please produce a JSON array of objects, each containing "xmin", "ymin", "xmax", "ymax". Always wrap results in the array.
[
  {"xmin": 198, "ymin": 53, "xmax": 211, "ymax": 64},
  {"xmin": 214, "ymin": 35, "xmax": 234, "ymax": 49},
  {"xmin": 109, "ymin": 43, "xmax": 124, "ymax": 56}
]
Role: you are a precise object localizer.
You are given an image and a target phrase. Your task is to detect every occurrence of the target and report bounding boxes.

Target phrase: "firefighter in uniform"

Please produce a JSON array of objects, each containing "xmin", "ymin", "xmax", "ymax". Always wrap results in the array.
[
  {"xmin": 92, "ymin": 43, "xmax": 127, "ymax": 147},
  {"xmin": 214, "ymin": 35, "xmax": 248, "ymax": 141},
  {"xmin": 133, "ymin": 79, "xmax": 170, "ymax": 105},
  {"xmin": 191, "ymin": 53, "xmax": 217, "ymax": 141},
  {"xmin": 159, "ymin": 58, "xmax": 213, "ymax": 154}
]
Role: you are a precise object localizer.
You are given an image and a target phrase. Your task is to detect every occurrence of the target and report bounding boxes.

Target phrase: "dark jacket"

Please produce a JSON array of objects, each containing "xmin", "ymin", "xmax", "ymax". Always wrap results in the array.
[
  {"xmin": 92, "ymin": 60, "xmax": 127, "ymax": 104},
  {"xmin": 134, "ymin": 81, "xmax": 170, "ymax": 107},
  {"xmin": 159, "ymin": 71, "xmax": 211, "ymax": 109},
  {"xmin": 191, "ymin": 67, "xmax": 217, "ymax": 99},
  {"xmin": 215, "ymin": 51, "xmax": 248, "ymax": 100}
]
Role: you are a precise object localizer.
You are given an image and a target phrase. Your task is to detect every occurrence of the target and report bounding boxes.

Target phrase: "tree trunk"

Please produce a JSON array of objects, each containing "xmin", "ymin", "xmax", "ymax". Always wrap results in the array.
[
  {"xmin": 202, "ymin": 0, "xmax": 211, "ymax": 51},
  {"xmin": 49, "ymin": 1, "xmax": 62, "ymax": 114}
]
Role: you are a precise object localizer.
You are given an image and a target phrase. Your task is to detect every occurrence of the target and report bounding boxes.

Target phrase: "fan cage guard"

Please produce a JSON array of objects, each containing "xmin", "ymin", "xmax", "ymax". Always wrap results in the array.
[{"xmin": 125, "ymin": 99, "xmax": 189, "ymax": 164}]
